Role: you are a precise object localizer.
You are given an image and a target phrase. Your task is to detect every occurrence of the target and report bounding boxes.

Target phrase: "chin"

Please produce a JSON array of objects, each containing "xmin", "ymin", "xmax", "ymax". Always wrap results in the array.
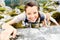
[
  {"xmin": 28, "ymin": 18, "xmax": 37, "ymax": 22},
  {"xmin": 31, "ymin": 21, "xmax": 35, "ymax": 22},
  {"xmin": 30, "ymin": 20, "xmax": 36, "ymax": 22}
]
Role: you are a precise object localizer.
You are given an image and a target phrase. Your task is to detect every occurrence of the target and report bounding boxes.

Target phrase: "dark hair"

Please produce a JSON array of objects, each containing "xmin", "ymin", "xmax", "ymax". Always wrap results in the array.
[{"xmin": 25, "ymin": 2, "xmax": 39, "ymax": 11}]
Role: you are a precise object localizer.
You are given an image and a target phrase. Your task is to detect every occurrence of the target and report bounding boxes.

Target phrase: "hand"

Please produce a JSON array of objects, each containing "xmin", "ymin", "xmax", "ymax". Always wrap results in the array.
[
  {"xmin": 1, "ymin": 23, "xmax": 17, "ymax": 40},
  {"xmin": 12, "ymin": 28, "xmax": 17, "ymax": 38}
]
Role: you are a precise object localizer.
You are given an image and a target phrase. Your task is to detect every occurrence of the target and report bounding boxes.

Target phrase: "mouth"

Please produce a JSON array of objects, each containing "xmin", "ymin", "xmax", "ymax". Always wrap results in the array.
[{"xmin": 29, "ymin": 18, "xmax": 37, "ymax": 22}]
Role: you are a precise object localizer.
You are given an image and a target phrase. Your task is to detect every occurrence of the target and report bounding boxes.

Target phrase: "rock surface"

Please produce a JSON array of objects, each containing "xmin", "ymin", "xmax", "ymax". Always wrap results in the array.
[{"xmin": 10, "ymin": 26, "xmax": 60, "ymax": 40}]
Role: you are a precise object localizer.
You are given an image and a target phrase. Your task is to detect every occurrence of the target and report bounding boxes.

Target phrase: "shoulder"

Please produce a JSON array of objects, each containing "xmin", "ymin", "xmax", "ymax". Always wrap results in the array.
[
  {"xmin": 39, "ymin": 11, "xmax": 46, "ymax": 18},
  {"xmin": 39, "ymin": 11, "xmax": 46, "ymax": 22},
  {"xmin": 12, "ymin": 12, "xmax": 26, "ymax": 22},
  {"xmin": 16, "ymin": 12, "xmax": 26, "ymax": 18}
]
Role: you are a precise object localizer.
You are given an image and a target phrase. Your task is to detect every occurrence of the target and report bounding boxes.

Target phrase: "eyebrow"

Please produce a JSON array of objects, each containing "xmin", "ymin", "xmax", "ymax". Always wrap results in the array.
[
  {"xmin": 28, "ymin": 13, "xmax": 31, "ymax": 14},
  {"xmin": 34, "ymin": 12, "xmax": 37, "ymax": 13}
]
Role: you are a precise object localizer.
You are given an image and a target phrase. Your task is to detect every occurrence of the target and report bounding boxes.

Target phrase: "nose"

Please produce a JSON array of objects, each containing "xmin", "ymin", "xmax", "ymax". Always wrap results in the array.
[{"xmin": 31, "ymin": 15, "xmax": 35, "ymax": 18}]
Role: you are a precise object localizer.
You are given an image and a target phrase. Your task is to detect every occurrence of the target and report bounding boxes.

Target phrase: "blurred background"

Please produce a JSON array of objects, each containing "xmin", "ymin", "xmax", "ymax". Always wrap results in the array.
[{"xmin": 0, "ymin": 0, "xmax": 60, "ymax": 28}]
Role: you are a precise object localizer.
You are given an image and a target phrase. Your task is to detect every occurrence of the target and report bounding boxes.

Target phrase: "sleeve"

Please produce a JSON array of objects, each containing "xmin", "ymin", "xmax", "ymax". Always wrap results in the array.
[
  {"xmin": 11, "ymin": 13, "xmax": 26, "ymax": 23},
  {"xmin": 39, "ymin": 11, "xmax": 46, "ymax": 19}
]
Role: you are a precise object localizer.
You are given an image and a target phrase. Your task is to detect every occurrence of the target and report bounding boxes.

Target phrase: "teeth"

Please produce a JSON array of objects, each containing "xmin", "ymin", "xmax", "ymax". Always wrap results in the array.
[{"xmin": 31, "ymin": 19, "xmax": 36, "ymax": 22}]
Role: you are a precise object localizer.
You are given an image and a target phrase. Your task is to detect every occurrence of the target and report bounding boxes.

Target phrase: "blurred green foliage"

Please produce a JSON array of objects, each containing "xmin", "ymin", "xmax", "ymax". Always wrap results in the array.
[
  {"xmin": 12, "ymin": 21, "xmax": 25, "ymax": 28},
  {"xmin": 8, "ymin": 10, "xmax": 18, "ymax": 17},
  {"xmin": 0, "ymin": 16, "xmax": 4, "ymax": 19},
  {"xmin": 43, "ymin": 6, "xmax": 55, "ymax": 12},
  {"xmin": 52, "ymin": 12, "xmax": 60, "ymax": 21},
  {"xmin": 16, "ymin": 5, "xmax": 25, "ymax": 12},
  {"xmin": 0, "ymin": 7, "xmax": 6, "ymax": 12}
]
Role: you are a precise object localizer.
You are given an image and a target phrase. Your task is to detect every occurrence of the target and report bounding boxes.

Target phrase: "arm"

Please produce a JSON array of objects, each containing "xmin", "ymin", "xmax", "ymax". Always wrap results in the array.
[
  {"xmin": 50, "ymin": 17, "xmax": 59, "ymax": 26},
  {"xmin": 42, "ymin": 19, "xmax": 47, "ymax": 27},
  {"xmin": 2, "ymin": 13, "xmax": 26, "ymax": 38},
  {"xmin": 41, "ymin": 12, "xmax": 47, "ymax": 27},
  {"xmin": 2, "ymin": 13, "xmax": 26, "ymax": 29}
]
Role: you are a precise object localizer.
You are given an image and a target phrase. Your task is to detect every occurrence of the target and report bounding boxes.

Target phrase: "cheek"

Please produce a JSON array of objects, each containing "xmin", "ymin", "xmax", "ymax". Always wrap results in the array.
[
  {"xmin": 35, "ymin": 14, "xmax": 39, "ymax": 18},
  {"xmin": 27, "ymin": 15, "xmax": 31, "ymax": 19}
]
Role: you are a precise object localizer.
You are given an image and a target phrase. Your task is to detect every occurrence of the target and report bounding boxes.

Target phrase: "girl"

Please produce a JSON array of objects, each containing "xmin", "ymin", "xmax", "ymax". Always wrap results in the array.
[{"xmin": 1, "ymin": 2, "xmax": 47, "ymax": 40}]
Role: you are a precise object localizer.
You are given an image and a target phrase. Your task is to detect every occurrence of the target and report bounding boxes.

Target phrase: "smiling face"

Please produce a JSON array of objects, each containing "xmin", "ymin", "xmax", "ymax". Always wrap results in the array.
[{"xmin": 25, "ymin": 6, "xmax": 39, "ymax": 22}]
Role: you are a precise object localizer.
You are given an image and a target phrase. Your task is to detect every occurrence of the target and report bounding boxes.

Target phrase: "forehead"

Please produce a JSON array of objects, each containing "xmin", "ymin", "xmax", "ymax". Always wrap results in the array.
[{"xmin": 26, "ymin": 6, "xmax": 38, "ymax": 13}]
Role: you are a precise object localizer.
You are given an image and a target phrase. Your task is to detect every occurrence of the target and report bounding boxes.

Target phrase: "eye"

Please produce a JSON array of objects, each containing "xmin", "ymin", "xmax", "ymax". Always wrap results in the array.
[
  {"xmin": 27, "ymin": 13, "xmax": 31, "ymax": 15},
  {"xmin": 34, "ymin": 12, "xmax": 37, "ymax": 14}
]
